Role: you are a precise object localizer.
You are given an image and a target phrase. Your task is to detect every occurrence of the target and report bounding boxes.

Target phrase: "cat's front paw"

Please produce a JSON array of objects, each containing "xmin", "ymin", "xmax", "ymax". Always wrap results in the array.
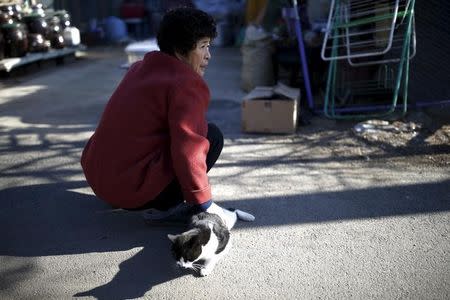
[{"xmin": 200, "ymin": 267, "xmax": 213, "ymax": 277}]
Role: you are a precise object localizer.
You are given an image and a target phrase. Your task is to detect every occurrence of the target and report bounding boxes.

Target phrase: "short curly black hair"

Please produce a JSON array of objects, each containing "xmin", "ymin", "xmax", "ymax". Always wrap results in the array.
[{"xmin": 157, "ymin": 7, "xmax": 217, "ymax": 56}]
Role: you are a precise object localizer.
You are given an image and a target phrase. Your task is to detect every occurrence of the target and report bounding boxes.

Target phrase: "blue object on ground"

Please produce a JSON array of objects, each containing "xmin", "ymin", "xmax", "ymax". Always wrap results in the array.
[{"xmin": 105, "ymin": 16, "xmax": 128, "ymax": 42}]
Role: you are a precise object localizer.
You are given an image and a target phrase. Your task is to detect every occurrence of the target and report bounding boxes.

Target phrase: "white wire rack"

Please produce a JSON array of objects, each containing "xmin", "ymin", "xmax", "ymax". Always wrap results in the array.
[
  {"xmin": 321, "ymin": 0, "xmax": 416, "ymax": 119},
  {"xmin": 321, "ymin": 0, "xmax": 415, "ymax": 64}
]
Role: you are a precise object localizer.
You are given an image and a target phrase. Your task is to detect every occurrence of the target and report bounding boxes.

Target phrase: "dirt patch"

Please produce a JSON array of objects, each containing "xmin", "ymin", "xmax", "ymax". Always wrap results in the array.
[{"xmin": 295, "ymin": 111, "xmax": 450, "ymax": 167}]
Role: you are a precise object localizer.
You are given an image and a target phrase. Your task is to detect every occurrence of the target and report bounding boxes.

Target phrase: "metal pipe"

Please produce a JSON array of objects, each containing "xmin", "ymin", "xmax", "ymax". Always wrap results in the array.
[{"xmin": 291, "ymin": 0, "xmax": 315, "ymax": 110}]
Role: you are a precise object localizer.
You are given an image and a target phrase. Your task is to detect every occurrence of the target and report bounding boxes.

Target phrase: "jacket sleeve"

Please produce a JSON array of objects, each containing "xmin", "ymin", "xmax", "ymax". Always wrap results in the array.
[{"xmin": 167, "ymin": 78, "xmax": 212, "ymax": 205}]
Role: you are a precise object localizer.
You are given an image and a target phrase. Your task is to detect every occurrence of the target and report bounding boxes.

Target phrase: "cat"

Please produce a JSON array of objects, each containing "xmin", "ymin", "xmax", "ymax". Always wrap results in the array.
[{"xmin": 167, "ymin": 211, "xmax": 235, "ymax": 276}]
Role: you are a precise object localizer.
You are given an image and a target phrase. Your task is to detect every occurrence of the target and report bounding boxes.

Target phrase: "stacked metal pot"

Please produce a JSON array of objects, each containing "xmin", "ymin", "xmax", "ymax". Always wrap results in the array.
[
  {"xmin": 0, "ymin": 4, "xmax": 28, "ymax": 58},
  {"xmin": 0, "ymin": 2, "xmax": 79, "ymax": 59}
]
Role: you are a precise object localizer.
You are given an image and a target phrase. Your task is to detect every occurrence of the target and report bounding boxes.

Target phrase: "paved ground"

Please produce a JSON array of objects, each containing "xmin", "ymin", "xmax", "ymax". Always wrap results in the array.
[{"xmin": 0, "ymin": 46, "xmax": 449, "ymax": 300}]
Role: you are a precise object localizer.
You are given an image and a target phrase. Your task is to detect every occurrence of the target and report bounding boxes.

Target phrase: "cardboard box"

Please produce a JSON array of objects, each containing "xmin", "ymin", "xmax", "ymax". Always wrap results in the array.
[{"xmin": 241, "ymin": 83, "xmax": 300, "ymax": 134}]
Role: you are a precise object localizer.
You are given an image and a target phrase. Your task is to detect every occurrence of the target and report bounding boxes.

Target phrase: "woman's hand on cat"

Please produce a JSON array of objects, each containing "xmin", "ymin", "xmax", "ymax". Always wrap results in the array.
[
  {"xmin": 235, "ymin": 209, "xmax": 255, "ymax": 222},
  {"xmin": 206, "ymin": 203, "xmax": 256, "ymax": 229},
  {"xmin": 206, "ymin": 202, "xmax": 238, "ymax": 230}
]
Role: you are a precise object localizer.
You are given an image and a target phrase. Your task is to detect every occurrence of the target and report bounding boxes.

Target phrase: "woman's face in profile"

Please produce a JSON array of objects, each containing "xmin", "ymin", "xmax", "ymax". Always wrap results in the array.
[{"xmin": 178, "ymin": 37, "xmax": 211, "ymax": 77}]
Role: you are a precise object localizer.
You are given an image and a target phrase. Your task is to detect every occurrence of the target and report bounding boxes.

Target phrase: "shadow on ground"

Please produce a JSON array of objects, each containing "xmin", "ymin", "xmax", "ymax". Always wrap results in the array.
[
  {"xmin": 0, "ymin": 180, "xmax": 192, "ymax": 299},
  {"xmin": 72, "ymin": 246, "xmax": 186, "ymax": 300},
  {"xmin": 0, "ymin": 180, "xmax": 450, "ymax": 256},
  {"xmin": 1, "ymin": 179, "xmax": 449, "ymax": 298},
  {"xmin": 3, "ymin": 180, "xmax": 450, "ymax": 257}
]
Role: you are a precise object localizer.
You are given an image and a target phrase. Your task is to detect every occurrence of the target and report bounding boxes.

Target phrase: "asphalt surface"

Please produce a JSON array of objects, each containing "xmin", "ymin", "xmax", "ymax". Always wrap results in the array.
[{"xmin": 0, "ymin": 46, "xmax": 449, "ymax": 300}]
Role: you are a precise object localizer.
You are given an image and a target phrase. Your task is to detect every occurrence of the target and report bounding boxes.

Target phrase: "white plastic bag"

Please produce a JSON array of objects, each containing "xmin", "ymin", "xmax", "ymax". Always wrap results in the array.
[{"xmin": 241, "ymin": 25, "xmax": 275, "ymax": 92}]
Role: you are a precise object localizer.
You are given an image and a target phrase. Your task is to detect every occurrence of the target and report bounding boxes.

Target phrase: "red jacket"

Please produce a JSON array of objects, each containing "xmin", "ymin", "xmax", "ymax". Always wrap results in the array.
[{"xmin": 81, "ymin": 51, "xmax": 212, "ymax": 209}]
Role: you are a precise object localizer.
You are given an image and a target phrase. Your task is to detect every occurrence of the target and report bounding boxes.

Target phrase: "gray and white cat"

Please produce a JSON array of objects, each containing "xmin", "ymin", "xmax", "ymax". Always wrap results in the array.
[{"xmin": 167, "ymin": 212, "xmax": 234, "ymax": 276}]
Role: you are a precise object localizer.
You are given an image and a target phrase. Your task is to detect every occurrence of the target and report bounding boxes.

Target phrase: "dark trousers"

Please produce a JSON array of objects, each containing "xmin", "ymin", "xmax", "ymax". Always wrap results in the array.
[{"xmin": 132, "ymin": 123, "xmax": 223, "ymax": 211}]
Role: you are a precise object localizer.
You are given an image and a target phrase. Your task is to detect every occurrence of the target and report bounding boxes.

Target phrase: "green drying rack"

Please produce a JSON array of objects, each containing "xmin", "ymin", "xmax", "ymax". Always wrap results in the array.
[{"xmin": 320, "ymin": 0, "xmax": 416, "ymax": 119}]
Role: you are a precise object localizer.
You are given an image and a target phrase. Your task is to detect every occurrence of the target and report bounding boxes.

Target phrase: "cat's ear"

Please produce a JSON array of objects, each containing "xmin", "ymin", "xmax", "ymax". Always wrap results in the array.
[{"xmin": 167, "ymin": 234, "xmax": 178, "ymax": 243}]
